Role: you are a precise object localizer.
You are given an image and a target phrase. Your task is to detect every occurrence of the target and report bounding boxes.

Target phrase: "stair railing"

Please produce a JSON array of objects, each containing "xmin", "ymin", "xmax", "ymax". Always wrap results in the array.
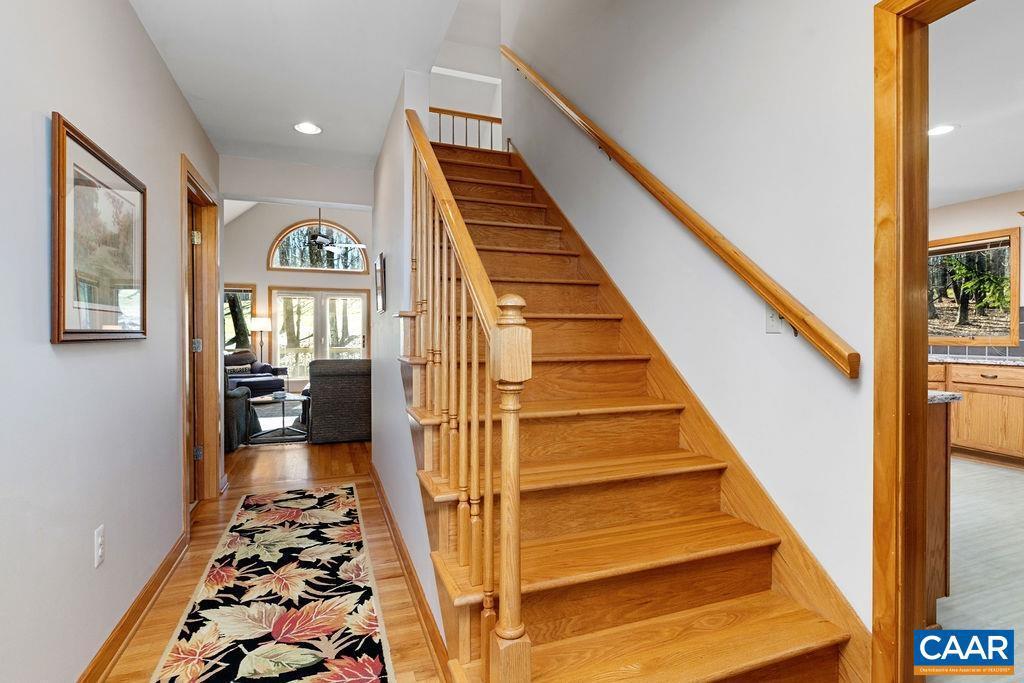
[
  {"xmin": 429, "ymin": 106, "xmax": 506, "ymax": 151},
  {"xmin": 406, "ymin": 109, "xmax": 532, "ymax": 681},
  {"xmin": 501, "ymin": 45, "xmax": 861, "ymax": 380}
]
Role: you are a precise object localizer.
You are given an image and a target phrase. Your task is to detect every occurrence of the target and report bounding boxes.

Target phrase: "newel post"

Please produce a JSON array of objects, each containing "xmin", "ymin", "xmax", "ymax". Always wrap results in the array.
[{"xmin": 489, "ymin": 294, "xmax": 532, "ymax": 682}]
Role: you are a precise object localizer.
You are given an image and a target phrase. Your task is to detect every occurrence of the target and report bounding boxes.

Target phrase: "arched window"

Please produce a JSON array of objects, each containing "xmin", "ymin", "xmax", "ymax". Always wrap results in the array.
[{"xmin": 268, "ymin": 219, "xmax": 367, "ymax": 273}]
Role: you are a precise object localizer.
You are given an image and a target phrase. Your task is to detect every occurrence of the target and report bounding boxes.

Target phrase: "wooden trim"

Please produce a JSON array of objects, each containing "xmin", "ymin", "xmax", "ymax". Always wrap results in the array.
[
  {"xmin": 266, "ymin": 218, "xmax": 369, "ymax": 275},
  {"xmin": 874, "ymin": 1, "xmax": 975, "ymax": 680},
  {"xmin": 429, "ymin": 106, "xmax": 502, "ymax": 124},
  {"xmin": 180, "ymin": 154, "xmax": 223, "ymax": 502},
  {"xmin": 406, "ymin": 109, "xmax": 501, "ymax": 339},
  {"xmin": 369, "ymin": 464, "xmax": 452, "ymax": 683},
  {"xmin": 928, "ymin": 227, "xmax": 1020, "ymax": 347},
  {"xmin": 224, "ymin": 281, "xmax": 259, "ymax": 348},
  {"xmin": 51, "ymin": 112, "xmax": 148, "ymax": 343},
  {"xmin": 500, "ymin": 46, "xmax": 861, "ymax": 379},
  {"xmin": 511, "ymin": 151, "xmax": 871, "ymax": 681},
  {"xmin": 266, "ymin": 285, "xmax": 373, "ymax": 370},
  {"xmin": 78, "ymin": 533, "xmax": 188, "ymax": 682}
]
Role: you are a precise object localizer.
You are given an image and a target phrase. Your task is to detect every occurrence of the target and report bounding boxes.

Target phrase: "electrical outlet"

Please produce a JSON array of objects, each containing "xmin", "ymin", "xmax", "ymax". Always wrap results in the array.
[
  {"xmin": 766, "ymin": 304, "xmax": 784, "ymax": 334},
  {"xmin": 94, "ymin": 524, "xmax": 105, "ymax": 568}
]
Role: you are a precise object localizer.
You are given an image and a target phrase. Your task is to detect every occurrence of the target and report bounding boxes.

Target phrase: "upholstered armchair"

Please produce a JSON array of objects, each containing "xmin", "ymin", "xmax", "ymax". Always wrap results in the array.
[{"xmin": 223, "ymin": 349, "xmax": 288, "ymax": 397}]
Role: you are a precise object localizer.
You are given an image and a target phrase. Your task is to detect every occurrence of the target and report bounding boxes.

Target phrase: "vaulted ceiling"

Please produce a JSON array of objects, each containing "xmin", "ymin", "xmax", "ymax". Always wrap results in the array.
[{"xmin": 130, "ymin": 0, "xmax": 458, "ymax": 169}]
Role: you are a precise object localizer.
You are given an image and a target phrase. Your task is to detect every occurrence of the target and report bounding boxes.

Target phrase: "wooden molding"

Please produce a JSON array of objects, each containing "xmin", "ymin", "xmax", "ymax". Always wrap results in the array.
[
  {"xmin": 78, "ymin": 533, "xmax": 188, "ymax": 682},
  {"xmin": 874, "ymin": 1, "xmax": 976, "ymax": 679},
  {"xmin": 500, "ymin": 46, "xmax": 860, "ymax": 379},
  {"xmin": 369, "ymin": 464, "xmax": 452, "ymax": 683},
  {"xmin": 511, "ymin": 152, "xmax": 871, "ymax": 680},
  {"xmin": 266, "ymin": 217, "xmax": 369, "ymax": 275},
  {"xmin": 928, "ymin": 227, "xmax": 1021, "ymax": 347}
]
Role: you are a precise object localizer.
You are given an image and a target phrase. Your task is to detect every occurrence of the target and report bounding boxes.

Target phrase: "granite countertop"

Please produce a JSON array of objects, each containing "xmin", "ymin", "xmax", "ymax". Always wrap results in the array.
[
  {"xmin": 928, "ymin": 390, "xmax": 963, "ymax": 404},
  {"xmin": 928, "ymin": 354, "xmax": 1024, "ymax": 367}
]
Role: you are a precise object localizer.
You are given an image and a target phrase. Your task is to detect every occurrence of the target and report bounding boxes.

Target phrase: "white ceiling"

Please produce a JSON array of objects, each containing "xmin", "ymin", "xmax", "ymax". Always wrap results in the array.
[
  {"xmin": 929, "ymin": 0, "xmax": 1024, "ymax": 208},
  {"xmin": 130, "ymin": 0, "xmax": 458, "ymax": 169}
]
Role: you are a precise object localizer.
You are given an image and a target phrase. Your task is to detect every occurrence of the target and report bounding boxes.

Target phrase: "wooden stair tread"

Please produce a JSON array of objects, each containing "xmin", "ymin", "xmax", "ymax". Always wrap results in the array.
[
  {"xmin": 437, "ymin": 158, "xmax": 520, "ymax": 172},
  {"xmin": 400, "ymin": 353, "xmax": 644, "ymax": 368},
  {"xmin": 465, "ymin": 311, "xmax": 624, "ymax": 320},
  {"xmin": 459, "ymin": 592, "xmax": 848, "ymax": 682},
  {"xmin": 464, "ymin": 275, "xmax": 600, "ymax": 286},
  {"xmin": 444, "ymin": 175, "xmax": 533, "ymax": 190},
  {"xmin": 465, "ymin": 219, "xmax": 561, "ymax": 232},
  {"xmin": 475, "ymin": 245, "xmax": 579, "ymax": 256},
  {"xmin": 454, "ymin": 195, "xmax": 547, "ymax": 209},
  {"xmin": 419, "ymin": 450, "xmax": 727, "ymax": 502},
  {"xmin": 408, "ymin": 396, "xmax": 685, "ymax": 426},
  {"xmin": 435, "ymin": 513, "xmax": 780, "ymax": 605}
]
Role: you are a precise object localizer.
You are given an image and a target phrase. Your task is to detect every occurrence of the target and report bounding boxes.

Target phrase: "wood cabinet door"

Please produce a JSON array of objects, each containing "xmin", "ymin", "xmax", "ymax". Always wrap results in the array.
[{"xmin": 951, "ymin": 390, "xmax": 1024, "ymax": 457}]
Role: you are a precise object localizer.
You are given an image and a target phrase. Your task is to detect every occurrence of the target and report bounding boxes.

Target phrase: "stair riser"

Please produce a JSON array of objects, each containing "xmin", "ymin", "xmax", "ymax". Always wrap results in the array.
[
  {"xmin": 517, "ymin": 470, "xmax": 722, "ymax": 542},
  {"xmin": 433, "ymin": 145, "xmax": 513, "ymax": 166},
  {"xmin": 490, "ymin": 281, "xmax": 602, "ymax": 314},
  {"xmin": 479, "ymin": 359, "xmax": 649, "ymax": 404},
  {"xmin": 467, "ymin": 224, "xmax": 563, "ymax": 250},
  {"xmin": 479, "ymin": 250, "xmax": 580, "ymax": 279},
  {"xmin": 448, "ymin": 178, "xmax": 534, "ymax": 203},
  {"xmin": 481, "ymin": 547, "xmax": 773, "ymax": 650},
  {"xmin": 457, "ymin": 198, "xmax": 547, "ymax": 224},
  {"xmin": 720, "ymin": 645, "xmax": 840, "ymax": 682},
  {"xmin": 459, "ymin": 317, "xmax": 623, "ymax": 355},
  {"xmin": 515, "ymin": 410, "xmax": 682, "ymax": 464},
  {"xmin": 440, "ymin": 160, "xmax": 522, "ymax": 183}
]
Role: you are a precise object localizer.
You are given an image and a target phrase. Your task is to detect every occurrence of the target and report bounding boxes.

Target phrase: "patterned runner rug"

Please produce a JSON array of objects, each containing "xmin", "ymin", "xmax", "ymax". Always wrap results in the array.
[{"xmin": 154, "ymin": 484, "xmax": 393, "ymax": 682}]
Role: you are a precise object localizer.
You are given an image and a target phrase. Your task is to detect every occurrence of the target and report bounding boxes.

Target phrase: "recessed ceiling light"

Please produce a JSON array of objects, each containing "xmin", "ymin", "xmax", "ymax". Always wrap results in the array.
[
  {"xmin": 928, "ymin": 124, "xmax": 959, "ymax": 137},
  {"xmin": 294, "ymin": 121, "xmax": 322, "ymax": 135}
]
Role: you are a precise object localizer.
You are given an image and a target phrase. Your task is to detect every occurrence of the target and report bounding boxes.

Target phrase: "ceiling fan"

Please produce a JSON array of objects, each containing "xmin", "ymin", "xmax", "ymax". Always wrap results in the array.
[{"xmin": 307, "ymin": 207, "xmax": 366, "ymax": 254}]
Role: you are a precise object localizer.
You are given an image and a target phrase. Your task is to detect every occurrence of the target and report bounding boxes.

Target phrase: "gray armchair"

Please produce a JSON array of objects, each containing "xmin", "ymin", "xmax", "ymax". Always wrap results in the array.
[{"xmin": 303, "ymin": 359, "xmax": 371, "ymax": 443}]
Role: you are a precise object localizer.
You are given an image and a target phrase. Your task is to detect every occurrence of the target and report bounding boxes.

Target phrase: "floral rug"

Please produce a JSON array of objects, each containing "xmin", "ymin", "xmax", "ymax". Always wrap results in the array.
[{"xmin": 154, "ymin": 485, "xmax": 393, "ymax": 682}]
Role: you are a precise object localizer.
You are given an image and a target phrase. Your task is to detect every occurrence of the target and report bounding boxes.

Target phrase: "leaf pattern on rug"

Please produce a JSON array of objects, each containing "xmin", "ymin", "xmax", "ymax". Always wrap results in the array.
[{"xmin": 155, "ymin": 486, "xmax": 390, "ymax": 682}]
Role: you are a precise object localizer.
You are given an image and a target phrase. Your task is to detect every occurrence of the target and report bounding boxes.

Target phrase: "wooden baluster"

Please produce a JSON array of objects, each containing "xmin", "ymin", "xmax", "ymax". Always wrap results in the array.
[
  {"xmin": 418, "ymin": 166, "xmax": 428, "ymax": 359},
  {"xmin": 448, "ymin": 246, "xmax": 459, "ymax": 483},
  {"xmin": 469, "ymin": 317, "xmax": 483, "ymax": 585},
  {"xmin": 431, "ymin": 206, "xmax": 441, "ymax": 416},
  {"xmin": 457, "ymin": 265, "xmax": 470, "ymax": 566},
  {"xmin": 480, "ymin": 328, "xmax": 496, "ymax": 680},
  {"xmin": 438, "ymin": 232, "xmax": 450, "ymax": 482},
  {"xmin": 423, "ymin": 181, "xmax": 433, "ymax": 412},
  {"xmin": 489, "ymin": 294, "xmax": 532, "ymax": 682},
  {"xmin": 410, "ymin": 157, "xmax": 419, "ymax": 356}
]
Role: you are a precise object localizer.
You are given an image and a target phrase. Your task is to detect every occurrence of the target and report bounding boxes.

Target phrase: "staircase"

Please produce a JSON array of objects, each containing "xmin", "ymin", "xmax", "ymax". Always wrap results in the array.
[{"xmin": 399, "ymin": 110, "xmax": 866, "ymax": 681}]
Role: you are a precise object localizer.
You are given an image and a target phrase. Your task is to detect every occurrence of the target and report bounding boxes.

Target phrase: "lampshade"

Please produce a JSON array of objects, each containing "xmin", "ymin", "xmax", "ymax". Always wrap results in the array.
[{"xmin": 249, "ymin": 317, "xmax": 272, "ymax": 333}]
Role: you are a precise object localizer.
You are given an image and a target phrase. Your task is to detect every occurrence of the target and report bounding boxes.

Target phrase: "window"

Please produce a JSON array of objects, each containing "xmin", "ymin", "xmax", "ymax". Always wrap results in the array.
[
  {"xmin": 270, "ymin": 288, "xmax": 368, "ymax": 378},
  {"xmin": 268, "ymin": 219, "xmax": 367, "ymax": 273},
  {"xmin": 223, "ymin": 284, "xmax": 255, "ymax": 351}
]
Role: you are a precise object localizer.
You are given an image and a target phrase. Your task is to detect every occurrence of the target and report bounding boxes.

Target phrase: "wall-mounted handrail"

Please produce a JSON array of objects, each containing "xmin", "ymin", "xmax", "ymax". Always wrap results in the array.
[{"xmin": 501, "ymin": 45, "xmax": 861, "ymax": 379}]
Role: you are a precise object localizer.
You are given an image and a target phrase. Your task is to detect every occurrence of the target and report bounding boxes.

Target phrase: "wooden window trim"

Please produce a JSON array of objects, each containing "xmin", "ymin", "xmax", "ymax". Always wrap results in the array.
[{"xmin": 266, "ymin": 218, "xmax": 369, "ymax": 274}]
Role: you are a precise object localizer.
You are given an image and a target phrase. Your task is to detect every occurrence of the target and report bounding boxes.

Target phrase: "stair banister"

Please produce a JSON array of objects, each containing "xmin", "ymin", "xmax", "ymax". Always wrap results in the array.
[
  {"xmin": 406, "ymin": 109, "xmax": 532, "ymax": 682},
  {"xmin": 500, "ymin": 45, "xmax": 861, "ymax": 380}
]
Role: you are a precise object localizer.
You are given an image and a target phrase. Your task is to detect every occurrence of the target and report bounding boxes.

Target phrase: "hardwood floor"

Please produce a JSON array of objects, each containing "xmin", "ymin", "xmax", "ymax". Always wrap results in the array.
[{"xmin": 106, "ymin": 441, "xmax": 441, "ymax": 682}]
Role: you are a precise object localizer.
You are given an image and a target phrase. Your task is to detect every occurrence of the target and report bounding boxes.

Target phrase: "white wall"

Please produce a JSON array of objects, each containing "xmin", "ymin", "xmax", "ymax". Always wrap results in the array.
[
  {"xmin": 370, "ymin": 71, "xmax": 445, "ymax": 627},
  {"xmin": 931, "ymin": 188, "xmax": 1024, "ymax": 296},
  {"xmin": 0, "ymin": 1, "xmax": 218, "ymax": 679},
  {"xmin": 502, "ymin": 0, "xmax": 875, "ymax": 621},
  {"xmin": 220, "ymin": 154, "xmax": 374, "ymax": 209}
]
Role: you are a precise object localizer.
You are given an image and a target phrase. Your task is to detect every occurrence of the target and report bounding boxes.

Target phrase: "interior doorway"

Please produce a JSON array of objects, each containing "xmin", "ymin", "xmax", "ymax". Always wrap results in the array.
[{"xmin": 180, "ymin": 155, "xmax": 222, "ymax": 514}]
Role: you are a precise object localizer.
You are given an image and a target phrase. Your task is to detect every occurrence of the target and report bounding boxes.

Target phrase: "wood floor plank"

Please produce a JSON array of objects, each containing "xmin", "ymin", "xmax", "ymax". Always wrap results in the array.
[{"xmin": 105, "ymin": 442, "xmax": 442, "ymax": 683}]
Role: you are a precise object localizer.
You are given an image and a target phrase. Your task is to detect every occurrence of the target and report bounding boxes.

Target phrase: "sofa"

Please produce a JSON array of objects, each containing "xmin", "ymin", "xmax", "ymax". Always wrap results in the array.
[
  {"xmin": 224, "ymin": 349, "xmax": 288, "ymax": 397},
  {"xmin": 302, "ymin": 359, "xmax": 371, "ymax": 443}
]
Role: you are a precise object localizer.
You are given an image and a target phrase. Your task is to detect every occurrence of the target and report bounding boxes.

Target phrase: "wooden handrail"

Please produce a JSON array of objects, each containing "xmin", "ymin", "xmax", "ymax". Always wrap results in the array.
[
  {"xmin": 501, "ymin": 45, "xmax": 861, "ymax": 379},
  {"xmin": 429, "ymin": 106, "xmax": 502, "ymax": 124},
  {"xmin": 406, "ymin": 109, "xmax": 501, "ymax": 337}
]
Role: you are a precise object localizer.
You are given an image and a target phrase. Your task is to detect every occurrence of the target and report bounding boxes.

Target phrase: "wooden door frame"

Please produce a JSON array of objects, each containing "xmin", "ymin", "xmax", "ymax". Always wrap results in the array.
[
  {"xmin": 180, "ymin": 154, "xmax": 224, "ymax": 517},
  {"xmin": 873, "ymin": 1, "xmax": 975, "ymax": 679}
]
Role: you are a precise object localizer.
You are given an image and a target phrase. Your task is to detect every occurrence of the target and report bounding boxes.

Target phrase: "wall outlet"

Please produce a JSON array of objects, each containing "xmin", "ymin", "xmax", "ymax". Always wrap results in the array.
[
  {"xmin": 766, "ymin": 304, "xmax": 784, "ymax": 334},
  {"xmin": 94, "ymin": 524, "xmax": 105, "ymax": 568}
]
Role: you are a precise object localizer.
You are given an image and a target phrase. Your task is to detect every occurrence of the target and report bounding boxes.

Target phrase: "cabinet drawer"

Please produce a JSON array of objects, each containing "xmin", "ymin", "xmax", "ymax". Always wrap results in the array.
[
  {"xmin": 928, "ymin": 364, "xmax": 946, "ymax": 382},
  {"xmin": 949, "ymin": 364, "xmax": 1024, "ymax": 390}
]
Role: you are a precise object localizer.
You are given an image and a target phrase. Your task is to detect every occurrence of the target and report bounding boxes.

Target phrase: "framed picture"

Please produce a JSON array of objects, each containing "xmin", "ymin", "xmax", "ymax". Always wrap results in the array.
[
  {"xmin": 374, "ymin": 252, "xmax": 386, "ymax": 314},
  {"xmin": 51, "ymin": 113, "xmax": 147, "ymax": 343}
]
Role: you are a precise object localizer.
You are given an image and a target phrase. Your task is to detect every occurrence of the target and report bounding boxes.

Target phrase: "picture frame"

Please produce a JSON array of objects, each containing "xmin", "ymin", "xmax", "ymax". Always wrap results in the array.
[
  {"xmin": 374, "ymin": 252, "xmax": 386, "ymax": 314},
  {"xmin": 51, "ymin": 112, "xmax": 147, "ymax": 343}
]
